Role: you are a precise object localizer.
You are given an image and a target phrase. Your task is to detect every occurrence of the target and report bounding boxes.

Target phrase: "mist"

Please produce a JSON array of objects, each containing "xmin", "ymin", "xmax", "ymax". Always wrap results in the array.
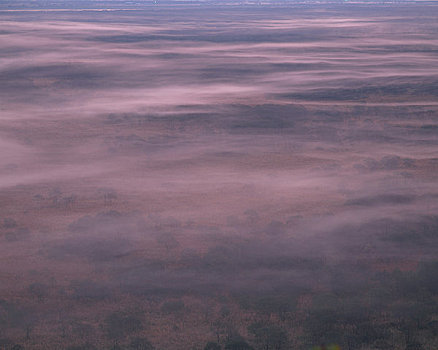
[{"xmin": 0, "ymin": 2, "xmax": 437, "ymax": 350}]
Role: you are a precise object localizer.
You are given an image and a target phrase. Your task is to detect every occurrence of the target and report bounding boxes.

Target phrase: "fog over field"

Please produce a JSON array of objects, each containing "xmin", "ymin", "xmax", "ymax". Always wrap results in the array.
[{"xmin": 0, "ymin": 2, "xmax": 437, "ymax": 350}]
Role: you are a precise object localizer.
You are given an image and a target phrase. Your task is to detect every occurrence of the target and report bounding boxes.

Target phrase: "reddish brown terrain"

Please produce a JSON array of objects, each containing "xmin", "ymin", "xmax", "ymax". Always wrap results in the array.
[{"xmin": 0, "ymin": 2, "xmax": 437, "ymax": 349}]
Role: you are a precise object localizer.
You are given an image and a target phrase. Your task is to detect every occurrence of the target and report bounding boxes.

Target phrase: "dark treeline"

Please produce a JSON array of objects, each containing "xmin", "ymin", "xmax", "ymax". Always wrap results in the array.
[{"xmin": 1, "ymin": 210, "xmax": 437, "ymax": 349}]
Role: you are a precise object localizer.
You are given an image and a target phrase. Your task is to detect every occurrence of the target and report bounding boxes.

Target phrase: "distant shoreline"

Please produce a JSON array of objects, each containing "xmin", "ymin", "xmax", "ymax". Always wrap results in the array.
[{"xmin": 2, "ymin": 1, "xmax": 438, "ymax": 12}]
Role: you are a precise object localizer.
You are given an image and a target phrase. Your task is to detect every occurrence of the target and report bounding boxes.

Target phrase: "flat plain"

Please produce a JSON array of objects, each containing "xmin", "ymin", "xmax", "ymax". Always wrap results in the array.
[{"xmin": 0, "ymin": 2, "xmax": 438, "ymax": 349}]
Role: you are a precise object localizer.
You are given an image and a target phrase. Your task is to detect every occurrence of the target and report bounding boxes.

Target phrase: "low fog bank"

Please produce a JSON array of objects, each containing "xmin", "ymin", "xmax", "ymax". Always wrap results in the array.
[{"xmin": 0, "ymin": 4, "xmax": 437, "ymax": 350}]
